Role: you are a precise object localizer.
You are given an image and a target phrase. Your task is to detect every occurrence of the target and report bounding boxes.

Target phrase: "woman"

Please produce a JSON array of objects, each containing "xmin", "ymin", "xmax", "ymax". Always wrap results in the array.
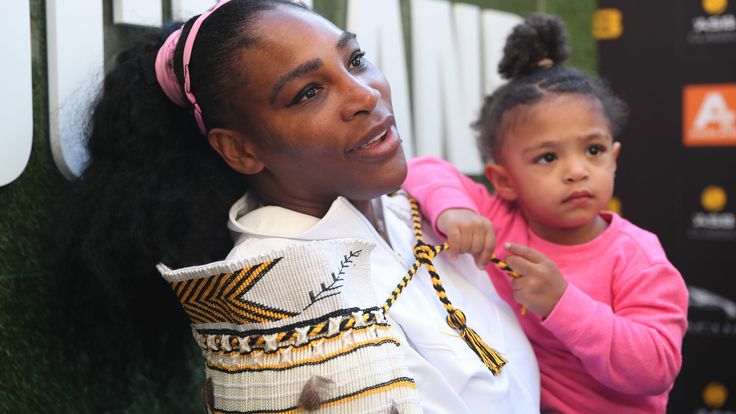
[{"xmin": 58, "ymin": 1, "xmax": 539, "ymax": 412}]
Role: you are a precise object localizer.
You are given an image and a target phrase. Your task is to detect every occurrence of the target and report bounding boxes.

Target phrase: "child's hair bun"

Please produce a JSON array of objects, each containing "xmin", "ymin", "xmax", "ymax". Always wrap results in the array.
[{"xmin": 498, "ymin": 13, "xmax": 571, "ymax": 80}]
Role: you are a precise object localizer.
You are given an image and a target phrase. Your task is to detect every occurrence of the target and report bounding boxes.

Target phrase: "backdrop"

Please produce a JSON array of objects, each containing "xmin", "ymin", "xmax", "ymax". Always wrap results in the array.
[
  {"xmin": 597, "ymin": 1, "xmax": 736, "ymax": 413},
  {"xmin": 16, "ymin": 1, "xmax": 736, "ymax": 413}
]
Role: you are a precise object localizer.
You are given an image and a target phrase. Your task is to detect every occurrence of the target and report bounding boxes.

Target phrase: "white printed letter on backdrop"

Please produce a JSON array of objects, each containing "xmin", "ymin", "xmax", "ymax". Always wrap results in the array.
[
  {"xmin": 113, "ymin": 0, "xmax": 163, "ymax": 27},
  {"xmin": 172, "ymin": 0, "xmax": 218, "ymax": 21},
  {"xmin": 411, "ymin": 0, "xmax": 482, "ymax": 174},
  {"xmin": 1, "ymin": 1, "xmax": 33, "ymax": 186},
  {"xmin": 47, "ymin": 0, "xmax": 105, "ymax": 179},
  {"xmin": 347, "ymin": 0, "xmax": 414, "ymax": 156}
]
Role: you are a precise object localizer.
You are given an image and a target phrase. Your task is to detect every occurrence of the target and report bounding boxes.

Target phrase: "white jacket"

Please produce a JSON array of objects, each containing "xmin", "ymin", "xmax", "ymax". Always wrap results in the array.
[{"xmin": 223, "ymin": 192, "xmax": 540, "ymax": 413}]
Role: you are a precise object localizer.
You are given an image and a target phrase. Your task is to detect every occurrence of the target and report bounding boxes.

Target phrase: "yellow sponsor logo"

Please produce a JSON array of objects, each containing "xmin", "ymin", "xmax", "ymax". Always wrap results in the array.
[
  {"xmin": 606, "ymin": 196, "xmax": 622, "ymax": 215},
  {"xmin": 703, "ymin": 0, "xmax": 728, "ymax": 15},
  {"xmin": 593, "ymin": 9, "xmax": 623, "ymax": 40},
  {"xmin": 703, "ymin": 381, "xmax": 728, "ymax": 408},
  {"xmin": 701, "ymin": 185, "xmax": 728, "ymax": 212}
]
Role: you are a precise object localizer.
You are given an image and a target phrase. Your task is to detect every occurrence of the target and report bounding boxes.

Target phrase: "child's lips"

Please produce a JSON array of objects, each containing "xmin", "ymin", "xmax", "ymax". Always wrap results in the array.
[{"xmin": 562, "ymin": 191, "xmax": 593, "ymax": 203}]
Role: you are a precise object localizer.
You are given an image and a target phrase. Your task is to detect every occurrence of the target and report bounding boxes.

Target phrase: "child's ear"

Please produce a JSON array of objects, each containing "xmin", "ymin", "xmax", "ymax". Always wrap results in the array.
[
  {"xmin": 612, "ymin": 141, "xmax": 622, "ymax": 164},
  {"xmin": 484, "ymin": 163, "xmax": 517, "ymax": 201},
  {"xmin": 208, "ymin": 128, "xmax": 265, "ymax": 175}
]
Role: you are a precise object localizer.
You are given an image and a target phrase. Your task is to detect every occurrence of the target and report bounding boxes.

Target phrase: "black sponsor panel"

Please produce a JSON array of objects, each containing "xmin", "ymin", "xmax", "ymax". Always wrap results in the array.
[{"xmin": 597, "ymin": 1, "xmax": 736, "ymax": 413}]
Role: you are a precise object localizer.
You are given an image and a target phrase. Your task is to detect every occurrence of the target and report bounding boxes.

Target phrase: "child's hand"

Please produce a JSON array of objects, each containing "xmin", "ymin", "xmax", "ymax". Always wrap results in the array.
[
  {"xmin": 436, "ymin": 209, "xmax": 495, "ymax": 269},
  {"xmin": 504, "ymin": 242, "xmax": 568, "ymax": 318}
]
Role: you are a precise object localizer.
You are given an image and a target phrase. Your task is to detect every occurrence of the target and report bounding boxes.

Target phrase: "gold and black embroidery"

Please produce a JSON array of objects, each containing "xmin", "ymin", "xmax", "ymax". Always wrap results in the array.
[
  {"xmin": 161, "ymin": 239, "xmax": 420, "ymax": 413},
  {"xmin": 194, "ymin": 306, "xmax": 390, "ymax": 356},
  {"xmin": 170, "ymin": 258, "xmax": 299, "ymax": 324}
]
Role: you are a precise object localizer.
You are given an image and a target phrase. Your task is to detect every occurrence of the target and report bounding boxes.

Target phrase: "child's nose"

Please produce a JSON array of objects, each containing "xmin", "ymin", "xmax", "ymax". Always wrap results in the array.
[{"xmin": 564, "ymin": 159, "xmax": 589, "ymax": 182}]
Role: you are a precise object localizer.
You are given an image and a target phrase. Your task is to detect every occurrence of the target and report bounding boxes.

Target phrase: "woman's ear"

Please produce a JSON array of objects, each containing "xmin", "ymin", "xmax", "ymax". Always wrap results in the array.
[
  {"xmin": 208, "ymin": 128, "xmax": 264, "ymax": 175},
  {"xmin": 484, "ymin": 163, "xmax": 517, "ymax": 201}
]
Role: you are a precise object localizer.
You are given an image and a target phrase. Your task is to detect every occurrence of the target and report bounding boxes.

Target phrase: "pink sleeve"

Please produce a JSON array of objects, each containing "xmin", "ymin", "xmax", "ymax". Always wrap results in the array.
[
  {"xmin": 542, "ymin": 263, "xmax": 688, "ymax": 395},
  {"xmin": 403, "ymin": 156, "xmax": 494, "ymax": 233}
]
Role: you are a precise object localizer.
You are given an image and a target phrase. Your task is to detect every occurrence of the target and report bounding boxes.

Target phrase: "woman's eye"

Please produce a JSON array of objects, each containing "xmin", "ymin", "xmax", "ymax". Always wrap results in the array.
[
  {"xmin": 303, "ymin": 88, "xmax": 317, "ymax": 99},
  {"xmin": 350, "ymin": 50, "xmax": 366, "ymax": 69},
  {"xmin": 536, "ymin": 153, "xmax": 557, "ymax": 164},
  {"xmin": 289, "ymin": 85, "xmax": 322, "ymax": 106}
]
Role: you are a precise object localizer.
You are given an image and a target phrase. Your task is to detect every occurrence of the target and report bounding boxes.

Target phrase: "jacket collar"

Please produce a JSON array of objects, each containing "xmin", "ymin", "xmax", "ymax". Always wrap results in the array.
[{"xmin": 227, "ymin": 193, "xmax": 382, "ymax": 242}]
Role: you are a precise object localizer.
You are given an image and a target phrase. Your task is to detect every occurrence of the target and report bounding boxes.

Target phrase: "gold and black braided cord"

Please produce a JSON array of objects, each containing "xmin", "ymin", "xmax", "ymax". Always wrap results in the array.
[
  {"xmin": 490, "ymin": 256, "xmax": 521, "ymax": 278},
  {"xmin": 489, "ymin": 255, "xmax": 527, "ymax": 315},
  {"xmin": 381, "ymin": 195, "xmax": 509, "ymax": 375},
  {"xmin": 382, "ymin": 261, "xmax": 422, "ymax": 314}
]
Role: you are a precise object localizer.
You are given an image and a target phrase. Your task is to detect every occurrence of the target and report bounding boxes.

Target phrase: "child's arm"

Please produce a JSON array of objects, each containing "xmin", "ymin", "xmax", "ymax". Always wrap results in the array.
[
  {"xmin": 506, "ymin": 242, "xmax": 687, "ymax": 394},
  {"xmin": 404, "ymin": 155, "xmax": 497, "ymax": 223},
  {"xmin": 539, "ymin": 258, "xmax": 688, "ymax": 395},
  {"xmin": 403, "ymin": 156, "xmax": 499, "ymax": 267}
]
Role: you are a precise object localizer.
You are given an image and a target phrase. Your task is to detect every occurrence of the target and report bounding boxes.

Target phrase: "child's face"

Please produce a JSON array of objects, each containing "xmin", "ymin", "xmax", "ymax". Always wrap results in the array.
[{"xmin": 489, "ymin": 94, "xmax": 621, "ymax": 241}]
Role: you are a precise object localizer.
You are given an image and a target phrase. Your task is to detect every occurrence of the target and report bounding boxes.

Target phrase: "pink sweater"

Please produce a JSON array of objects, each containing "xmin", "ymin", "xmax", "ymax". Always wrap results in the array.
[{"xmin": 404, "ymin": 156, "xmax": 688, "ymax": 414}]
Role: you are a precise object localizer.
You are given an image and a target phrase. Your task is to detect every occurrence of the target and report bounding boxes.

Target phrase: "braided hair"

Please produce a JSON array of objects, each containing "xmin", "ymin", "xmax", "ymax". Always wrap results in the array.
[
  {"xmin": 51, "ymin": 1, "xmax": 310, "ymax": 409},
  {"xmin": 473, "ymin": 13, "xmax": 628, "ymax": 163}
]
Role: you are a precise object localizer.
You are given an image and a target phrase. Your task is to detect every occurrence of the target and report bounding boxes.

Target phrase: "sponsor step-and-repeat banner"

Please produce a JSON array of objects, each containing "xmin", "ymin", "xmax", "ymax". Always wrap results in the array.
[{"xmin": 596, "ymin": 0, "xmax": 736, "ymax": 413}]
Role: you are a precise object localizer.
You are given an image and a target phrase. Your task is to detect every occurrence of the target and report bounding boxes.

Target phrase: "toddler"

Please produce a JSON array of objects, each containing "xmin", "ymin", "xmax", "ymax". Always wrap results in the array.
[{"xmin": 404, "ymin": 13, "xmax": 688, "ymax": 414}]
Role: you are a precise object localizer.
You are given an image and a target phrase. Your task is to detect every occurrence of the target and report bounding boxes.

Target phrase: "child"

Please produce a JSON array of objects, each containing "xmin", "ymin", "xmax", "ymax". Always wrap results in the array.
[{"xmin": 404, "ymin": 13, "xmax": 688, "ymax": 414}]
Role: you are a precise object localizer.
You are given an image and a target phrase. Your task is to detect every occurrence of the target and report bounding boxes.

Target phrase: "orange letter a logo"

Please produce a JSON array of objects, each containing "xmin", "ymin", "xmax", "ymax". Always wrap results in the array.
[{"xmin": 684, "ymin": 84, "xmax": 736, "ymax": 147}]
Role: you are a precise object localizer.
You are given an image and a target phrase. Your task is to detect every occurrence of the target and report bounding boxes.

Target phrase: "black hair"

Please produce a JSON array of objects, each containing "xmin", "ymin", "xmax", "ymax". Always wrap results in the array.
[
  {"xmin": 175, "ymin": 0, "xmax": 310, "ymax": 132},
  {"xmin": 473, "ymin": 13, "xmax": 629, "ymax": 163},
  {"xmin": 50, "ymin": 0, "xmax": 309, "ymax": 409}
]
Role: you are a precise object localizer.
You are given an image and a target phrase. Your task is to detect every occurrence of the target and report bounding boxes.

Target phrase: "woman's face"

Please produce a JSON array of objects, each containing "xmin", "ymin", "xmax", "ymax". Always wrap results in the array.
[{"xmin": 230, "ymin": 6, "xmax": 406, "ymax": 214}]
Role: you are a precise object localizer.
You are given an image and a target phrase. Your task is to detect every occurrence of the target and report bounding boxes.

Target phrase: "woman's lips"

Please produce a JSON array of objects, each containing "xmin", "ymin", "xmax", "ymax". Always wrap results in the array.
[
  {"xmin": 352, "ymin": 129, "xmax": 387, "ymax": 151},
  {"xmin": 347, "ymin": 125, "xmax": 401, "ymax": 161}
]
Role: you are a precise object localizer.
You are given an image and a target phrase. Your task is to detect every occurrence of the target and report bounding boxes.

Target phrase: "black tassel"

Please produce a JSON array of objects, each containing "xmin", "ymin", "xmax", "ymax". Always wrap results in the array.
[{"xmin": 446, "ymin": 309, "xmax": 507, "ymax": 375}]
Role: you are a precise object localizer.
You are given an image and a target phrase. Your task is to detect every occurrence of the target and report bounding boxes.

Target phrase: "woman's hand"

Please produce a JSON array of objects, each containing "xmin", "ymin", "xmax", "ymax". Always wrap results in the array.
[
  {"xmin": 436, "ymin": 209, "xmax": 495, "ymax": 269},
  {"xmin": 504, "ymin": 242, "xmax": 568, "ymax": 318}
]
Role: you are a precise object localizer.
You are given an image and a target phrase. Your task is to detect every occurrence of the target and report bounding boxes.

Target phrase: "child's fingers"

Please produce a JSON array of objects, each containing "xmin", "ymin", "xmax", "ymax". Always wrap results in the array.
[
  {"xmin": 446, "ymin": 228, "xmax": 474, "ymax": 257},
  {"xmin": 436, "ymin": 209, "xmax": 494, "ymax": 265},
  {"xmin": 468, "ymin": 226, "xmax": 489, "ymax": 252},
  {"xmin": 504, "ymin": 254, "xmax": 535, "ymax": 277},
  {"xmin": 438, "ymin": 209, "xmax": 477, "ymax": 255},
  {"xmin": 445, "ymin": 226, "xmax": 478, "ymax": 254},
  {"xmin": 444, "ymin": 227, "xmax": 463, "ymax": 257},
  {"xmin": 473, "ymin": 227, "xmax": 495, "ymax": 269},
  {"xmin": 503, "ymin": 242, "xmax": 547, "ymax": 264}
]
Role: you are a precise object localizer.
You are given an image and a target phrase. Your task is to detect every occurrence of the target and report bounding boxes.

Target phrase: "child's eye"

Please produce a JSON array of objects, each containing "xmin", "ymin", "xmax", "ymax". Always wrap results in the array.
[
  {"xmin": 349, "ymin": 50, "xmax": 366, "ymax": 69},
  {"xmin": 587, "ymin": 145, "xmax": 606, "ymax": 156},
  {"xmin": 535, "ymin": 153, "xmax": 557, "ymax": 164},
  {"xmin": 289, "ymin": 84, "xmax": 323, "ymax": 106}
]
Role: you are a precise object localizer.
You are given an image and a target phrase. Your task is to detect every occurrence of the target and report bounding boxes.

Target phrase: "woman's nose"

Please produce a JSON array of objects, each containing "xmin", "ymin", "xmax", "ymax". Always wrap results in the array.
[{"xmin": 340, "ymin": 77, "xmax": 381, "ymax": 121}]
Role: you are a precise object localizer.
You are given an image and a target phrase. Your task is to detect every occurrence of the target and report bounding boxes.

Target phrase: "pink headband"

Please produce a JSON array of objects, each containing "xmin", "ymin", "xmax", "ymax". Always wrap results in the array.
[{"xmin": 155, "ymin": 0, "xmax": 232, "ymax": 135}]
